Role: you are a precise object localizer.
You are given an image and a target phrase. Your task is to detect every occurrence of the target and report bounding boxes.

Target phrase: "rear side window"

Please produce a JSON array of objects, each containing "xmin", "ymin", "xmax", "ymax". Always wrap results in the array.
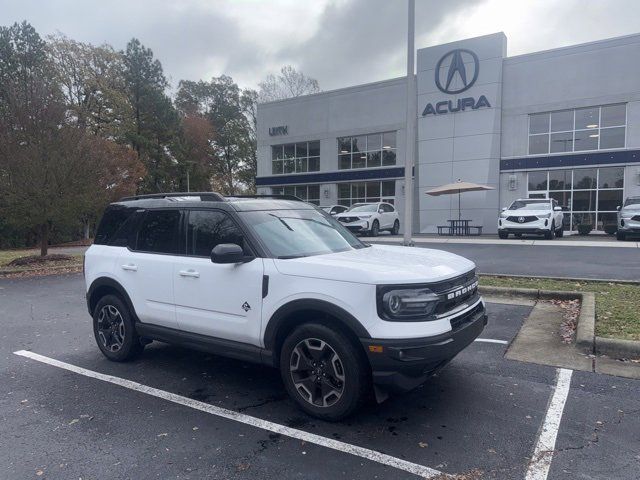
[
  {"xmin": 135, "ymin": 210, "xmax": 181, "ymax": 254},
  {"xmin": 187, "ymin": 210, "xmax": 246, "ymax": 257},
  {"xmin": 94, "ymin": 206, "xmax": 135, "ymax": 245}
]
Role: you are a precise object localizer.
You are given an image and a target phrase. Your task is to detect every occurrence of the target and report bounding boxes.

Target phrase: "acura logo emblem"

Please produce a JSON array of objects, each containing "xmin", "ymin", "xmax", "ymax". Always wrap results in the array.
[
  {"xmin": 435, "ymin": 49, "xmax": 479, "ymax": 94},
  {"xmin": 518, "ymin": 216, "xmax": 525, "ymax": 223}
]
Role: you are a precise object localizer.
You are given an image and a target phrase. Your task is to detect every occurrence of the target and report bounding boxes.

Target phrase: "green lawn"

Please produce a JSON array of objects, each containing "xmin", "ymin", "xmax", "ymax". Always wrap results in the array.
[{"xmin": 480, "ymin": 275, "xmax": 640, "ymax": 341}]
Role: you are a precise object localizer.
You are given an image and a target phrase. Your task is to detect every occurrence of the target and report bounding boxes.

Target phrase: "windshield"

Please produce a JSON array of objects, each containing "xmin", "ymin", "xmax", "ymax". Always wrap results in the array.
[
  {"xmin": 623, "ymin": 197, "xmax": 640, "ymax": 208},
  {"xmin": 509, "ymin": 200, "xmax": 551, "ymax": 211},
  {"xmin": 240, "ymin": 209, "xmax": 367, "ymax": 259},
  {"xmin": 347, "ymin": 204, "xmax": 378, "ymax": 213}
]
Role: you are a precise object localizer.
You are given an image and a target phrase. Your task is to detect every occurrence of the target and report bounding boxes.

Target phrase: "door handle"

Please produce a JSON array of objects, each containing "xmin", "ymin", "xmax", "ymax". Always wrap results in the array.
[
  {"xmin": 121, "ymin": 264, "xmax": 138, "ymax": 271},
  {"xmin": 179, "ymin": 269, "xmax": 200, "ymax": 278}
]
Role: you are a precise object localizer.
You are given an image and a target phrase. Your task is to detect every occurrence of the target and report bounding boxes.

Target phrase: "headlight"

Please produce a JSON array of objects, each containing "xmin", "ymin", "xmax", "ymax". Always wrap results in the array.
[
  {"xmin": 539, "ymin": 213, "xmax": 551, "ymax": 218},
  {"xmin": 358, "ymin": 215, "xmax": 372, "ymax": 219},
  {"xmin": 376, "ymin": 286, "xmax": 440, "ymax": 320}
]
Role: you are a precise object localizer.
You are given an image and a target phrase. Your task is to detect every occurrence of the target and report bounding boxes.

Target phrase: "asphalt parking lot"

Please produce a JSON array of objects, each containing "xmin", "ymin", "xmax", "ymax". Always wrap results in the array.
[
  {"xmin": 2, "ymin": 274, "xmax": 639, "ymax": 479},
  {"xmin": 363, "ymin": 237, "xmax": 640, "ymax": 281}
]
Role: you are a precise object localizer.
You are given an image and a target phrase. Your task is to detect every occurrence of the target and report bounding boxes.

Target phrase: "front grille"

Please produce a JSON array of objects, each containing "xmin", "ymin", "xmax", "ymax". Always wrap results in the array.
[
  {"xmin": 338, "ymin": 216, "xmax": 359, "ymax": 223},
  {"xmin": 427, "ymin": 270, "xmax": 476, "ymax": 295},
  {"xmin": 506, "ymin": 215, "xmax": 538, "ymax": 223},
  {"xmin": 450, "ymin": 302, "xmax": 483, "ymax": 331}
]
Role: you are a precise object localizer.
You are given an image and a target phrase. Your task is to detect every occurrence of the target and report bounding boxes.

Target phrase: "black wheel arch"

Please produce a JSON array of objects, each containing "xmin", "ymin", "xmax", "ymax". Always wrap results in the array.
[
  {"xmin": 263, "ymin": 299, "xmax": 371, "ymax": 365},
  {"xmin": 87, "ymin": 277, "xmax": 138, "ymax": 321}
]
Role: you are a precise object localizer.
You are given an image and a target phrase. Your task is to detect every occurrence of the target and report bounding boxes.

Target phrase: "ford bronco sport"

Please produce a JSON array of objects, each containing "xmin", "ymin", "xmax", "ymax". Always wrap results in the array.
[{"xmin": 85, "ymin": 193, "xmax": 486, "ymax": 420}]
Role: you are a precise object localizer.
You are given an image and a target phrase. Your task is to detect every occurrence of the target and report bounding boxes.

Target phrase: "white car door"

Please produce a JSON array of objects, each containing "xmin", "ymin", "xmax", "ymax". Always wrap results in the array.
[
  {"xmin": 173, "ymin": 209, "xmax": 264, "ymax": 345},
  {"xmin": 116, "ymin": 209, "xmax": 180, "ymax": 329}
]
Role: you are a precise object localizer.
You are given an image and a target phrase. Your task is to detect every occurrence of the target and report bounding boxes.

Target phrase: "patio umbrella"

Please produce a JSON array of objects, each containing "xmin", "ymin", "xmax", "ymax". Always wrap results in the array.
[{"xmin": 425, "ymin": 179, "xmax": 495, "ymax": 221}]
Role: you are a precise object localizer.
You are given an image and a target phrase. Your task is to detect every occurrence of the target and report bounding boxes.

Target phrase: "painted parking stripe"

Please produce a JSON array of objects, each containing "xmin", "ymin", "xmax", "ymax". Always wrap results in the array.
[
  {"xmin": 14, "ymin": 350, "xmax": 443, "ymax": 479},
  {"xmin": 525, "ymin": 368, "xmax": 573, "ymax": 480},
  {"xmin": 474, "ymin": 338, "xmax": 509, "ymax": 345}
]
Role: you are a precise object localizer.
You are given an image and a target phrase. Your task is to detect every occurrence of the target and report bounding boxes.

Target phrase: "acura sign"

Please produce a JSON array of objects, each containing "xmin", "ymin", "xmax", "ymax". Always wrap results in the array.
[{"xmin": 422, "ymin": 48, "xmax": 491, "ymax": 116}]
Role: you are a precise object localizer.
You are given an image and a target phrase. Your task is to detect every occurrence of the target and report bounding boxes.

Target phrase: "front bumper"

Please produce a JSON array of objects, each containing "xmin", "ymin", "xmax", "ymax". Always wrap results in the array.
[
  {"xmin": 619, "ymin": 218, "xmax": 640, "ymax": 233},
  {"xmin": 360, "ymin": 301, "xmax": 487, "ymax": 394},
  {"xmin": 340, "ymin": 220, "xmax": 370, "ymax": 232},
  {"xmin": 499, "ymin": 218, "xmax": 550, "ymax": 234}
]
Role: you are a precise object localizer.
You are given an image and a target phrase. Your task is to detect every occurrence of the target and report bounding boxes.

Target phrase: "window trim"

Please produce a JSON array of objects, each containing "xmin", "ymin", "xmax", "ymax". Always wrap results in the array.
[{"xmin": 271, "ymin": 140, "xmax": 321, "ymax": 175}]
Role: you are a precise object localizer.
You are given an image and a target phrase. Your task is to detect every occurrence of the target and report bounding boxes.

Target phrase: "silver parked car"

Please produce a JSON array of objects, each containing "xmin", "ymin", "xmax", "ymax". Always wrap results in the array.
[{"xmin": 616, "ymin": 196, "xmax": 640, "ymax": 240}]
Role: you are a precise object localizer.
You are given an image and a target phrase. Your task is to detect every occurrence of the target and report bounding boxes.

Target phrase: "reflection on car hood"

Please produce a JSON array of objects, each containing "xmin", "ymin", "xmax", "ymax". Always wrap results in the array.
[
  {"xmin": 621, "ymin": 205, "xmax": 640, "ymax": 214},
  {"xmin": 273, "ymin": 244, "xmax": 475, "ymax": 284},
  {"xmin": 334, "ymin": 212, "xmax": 372, "ymax": 218}
]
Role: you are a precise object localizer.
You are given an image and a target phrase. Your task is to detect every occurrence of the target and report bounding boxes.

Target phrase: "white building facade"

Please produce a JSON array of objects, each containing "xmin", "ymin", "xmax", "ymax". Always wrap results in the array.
[{"xmin": 256, "ymin": 32, "xmax": 640, "ymax": 233}]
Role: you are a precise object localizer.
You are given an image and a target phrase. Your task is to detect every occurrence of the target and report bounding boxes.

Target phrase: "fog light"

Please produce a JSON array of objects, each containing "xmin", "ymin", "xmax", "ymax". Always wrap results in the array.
[
  {"xmin": 499, "ymin": 219, "xmax": 502, "ymax": 226},
  {"xmin": 621, "ymin": 219, "xmax": 625, "ymax": 227},
  {"xmin": 544, "ymin": 219, "xmax": 548, "ymax": 227}
]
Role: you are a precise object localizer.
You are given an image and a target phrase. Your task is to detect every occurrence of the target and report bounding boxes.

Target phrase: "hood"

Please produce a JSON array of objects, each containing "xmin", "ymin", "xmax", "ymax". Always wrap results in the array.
[
  {"xmin": 273, "ymin": 244, "xmax": 475, "ymax": 284},
  {"xmin": 335, "ymin": 211, "xmax": 373, "ymax": 218},
  {"xmin": 504, "ymin": 209, "xmax": 550, "ymax": 216},
  {"xmin": 621, "ymin": 204, "xmax": 640, "ymax": 215}
]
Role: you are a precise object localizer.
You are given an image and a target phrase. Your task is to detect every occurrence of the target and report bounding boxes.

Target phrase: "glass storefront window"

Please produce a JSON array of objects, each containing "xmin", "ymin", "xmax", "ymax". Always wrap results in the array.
[
  {"xmin": 338, "ymin": 131, "xmax": 397, "ymax": 169},
  {"xmin": 271, "ymin": 141, "xmax": 321, "ymax": 175},
  {"xmin": 526, "ymin": 167, "xmax": 624, "ymax": 231},
  {"xmin": 271, "ymin": 184, "xmax": 320, "ymax": 205},
  {"xmin": 528, "ymin": 104, "xmax": 626, "ymax": 155},
  {"xmin": 337, "ymin": 180, "xmax": 396, "ymax": 207}
]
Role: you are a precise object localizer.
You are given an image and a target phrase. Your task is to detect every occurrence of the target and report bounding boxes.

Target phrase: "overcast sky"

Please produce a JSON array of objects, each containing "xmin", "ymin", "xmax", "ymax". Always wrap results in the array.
[{"xmin": 2, "ymin": 0, "xmax": 640, "ymax": 92}]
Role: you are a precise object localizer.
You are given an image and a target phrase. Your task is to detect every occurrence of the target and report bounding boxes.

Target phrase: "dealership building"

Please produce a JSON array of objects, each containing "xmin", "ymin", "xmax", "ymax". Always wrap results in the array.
[{"xmin": 256, "ymin": 32, "xmax": 640, "ymax": 233}]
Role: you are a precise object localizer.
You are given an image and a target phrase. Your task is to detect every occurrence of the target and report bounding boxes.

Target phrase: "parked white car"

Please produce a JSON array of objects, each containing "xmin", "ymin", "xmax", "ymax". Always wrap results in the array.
[
  {"xmin": 498, "ymin": 198, "xmax": 564, "ymax": 239},
  {"xmin": 334, "ymin": 202, "xmax": 400, "ymax": 236},
  {"xmin": 85, "ymin": 193, "xmax": 485, "ymax": 420},
  {"xmin": 616, "ymin": 195, "xmax": 640, "ymax": 240}
]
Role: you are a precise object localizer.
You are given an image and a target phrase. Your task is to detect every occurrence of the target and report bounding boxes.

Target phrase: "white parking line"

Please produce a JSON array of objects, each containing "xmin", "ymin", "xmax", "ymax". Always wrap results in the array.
[
  {"xmin": 474, "ymin": 338, "xmax": 509, "ymax": 345},
  {"xmin": 525, "ymin": 368, "xmax": 573, "ymax": 480},
  {"xmin": 14, "ymin": 350, "xmax": 443, "ymax": 479}
]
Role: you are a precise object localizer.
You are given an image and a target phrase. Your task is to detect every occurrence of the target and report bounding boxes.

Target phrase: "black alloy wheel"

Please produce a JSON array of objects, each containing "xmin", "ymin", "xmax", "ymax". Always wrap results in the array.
[{"xmin": 93, "ymin": 294, "xmax": 144, "ymax": 361}]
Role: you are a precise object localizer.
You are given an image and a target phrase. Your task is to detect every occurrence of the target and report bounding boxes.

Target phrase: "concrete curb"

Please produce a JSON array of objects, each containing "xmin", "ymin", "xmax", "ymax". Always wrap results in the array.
[
  {"xmin": 596, "ymin": 337, "xmax": 640, "ymax": 359},
  {"xmin": 479, "ymin": 285, "xmax": 640, "ymax": 359},
  {"xmin": 480, "ymin": 272, "xmax": 640, "ymax": 286}
]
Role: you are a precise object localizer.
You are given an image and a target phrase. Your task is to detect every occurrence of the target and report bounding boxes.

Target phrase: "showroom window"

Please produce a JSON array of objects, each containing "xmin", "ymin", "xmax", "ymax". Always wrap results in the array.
[
  {"xmin": 270, "ymin": 184, "xmax": 320, "ymax": 205},
  {"xmin": 527, "ymin": 167, "xmax": 624, "ymax": 231},
  {"xmin": 337, "ymin": 131, "xmax": 396, "ymax": 169},
  {"xmin": 528, "ymin": 104, "xmax": 626, "ymax": 155},
  {"xmin": 337, "ymin": 180, "xmax": 396, "ymax": 207},
  {"xmin": 271, "ymin": 141, "xmax": 320, "ymax": 175}
]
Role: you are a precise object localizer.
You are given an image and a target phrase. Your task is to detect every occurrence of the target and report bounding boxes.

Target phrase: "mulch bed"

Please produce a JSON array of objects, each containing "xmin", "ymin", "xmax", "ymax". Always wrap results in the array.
[{"xmin": 7, "ymin": 254, "xmax": 73, "ymax": 267}]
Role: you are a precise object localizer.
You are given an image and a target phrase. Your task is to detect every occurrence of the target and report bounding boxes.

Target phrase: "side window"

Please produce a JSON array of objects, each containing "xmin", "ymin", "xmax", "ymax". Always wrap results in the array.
[
  {"xmin": 94, "ymin": 206, "xmax": 135, "ymax": 245},
  {"xmin": 109, "ymin": 210, "xmax": 144, "ymax": 248},
  {"xmin": 135, "ymin": 210, "xmax": 180, "ymax": 254},
  {"xmin": 382, "ymin": 204, "xmax": 394, "ymax": 213},
  {"xmin": 187, "ymin": 210, "xmax": 246, "ymax": 257}
]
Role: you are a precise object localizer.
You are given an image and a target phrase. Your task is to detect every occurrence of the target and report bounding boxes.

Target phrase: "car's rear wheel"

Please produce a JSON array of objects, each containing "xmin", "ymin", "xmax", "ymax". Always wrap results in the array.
[
  {"xmin": 93, "ymin": 294, "xmax": 143, "ymax": 361},
  {"xmin": 391, "ymin": 220, "xmax": 400, "ymax": 235},
  {"xmin": 279, "ymin": 323, "xmax": 369, "ymax": 421},
  {"xmin": 370, "ymin": 220, "xmax": 379, "ymax": 237},
  {"xmin": 498, "ymin": 230, "xmax": 508, "ymax": 239}
]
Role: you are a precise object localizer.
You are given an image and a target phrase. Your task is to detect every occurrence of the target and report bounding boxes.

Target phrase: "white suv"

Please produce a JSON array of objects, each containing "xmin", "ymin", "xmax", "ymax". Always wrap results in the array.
[
  {"xmin": 334, "ymin": 202, "xmax": 400, "ymax": 236},
  {"xmin": 85, "ymin": 193, "xmax": 486, "ymax": 420},
  {"xmin": 498, "ymin": 198, "xmax": 564, "ymax": 239}
]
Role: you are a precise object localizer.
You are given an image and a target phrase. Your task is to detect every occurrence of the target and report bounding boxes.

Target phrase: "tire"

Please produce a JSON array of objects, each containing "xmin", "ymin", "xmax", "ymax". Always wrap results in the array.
[
  {"xmin": 515, "ymin": 233, "xmax": 522, "ymax": 238},
  {"xmin": 498, "ymin": 231, "xmax": 508, "ymax": 239},
  {"xmin": 391, "ymin": 220, "xmax": 400, "ymax": 235},
  {"xmin": 279, "ymin": 322, "xmax": 369, "ymax": 421},
  {"xmin": 617, "ymin": 231, "xmax": 626, "ymax": 241},
  {"xmin": 556, "ymin": 223, "xmax": 564, "ymax": 238},
  {"xmin": 370, "ymin": 220, "xmax": 379, "ymax": 237},
  {"xmin": 92, "ymin": 294, "xmax": 144, "ymax": 362},
  {"xmin": 544, "ymin": 222, "xmax": 555, "ymax": 240}
]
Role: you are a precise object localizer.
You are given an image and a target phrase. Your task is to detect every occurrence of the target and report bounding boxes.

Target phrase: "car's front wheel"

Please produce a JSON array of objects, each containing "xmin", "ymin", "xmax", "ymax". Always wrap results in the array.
[
  {"xmin": 370, "ymin": 220, "xmax": 379, "ymax": 237},
  {"xmin": 391, "ymin": 220, "xmax": 400, "ymax": 235},
  {"xmin": 556, "ymin": 222, "xmax": 564, "ymax": 238},
  {"xmin": 498, "ymin": 230, "xmax": 508, "ymax": 239},
  {"xmin": 93, "ymin": 294, "xmax": 144, "ymax": 362},
  {"xmin": 279, "ymin": 323, "xmax": 369, "ymax": 421},
  {"xmin": 617, "ymin": 231, "xmax": 626, "ymax": 241},
  {"xmin": 544, "ymin": 222, "xmax": 555, "ymax": 240}
]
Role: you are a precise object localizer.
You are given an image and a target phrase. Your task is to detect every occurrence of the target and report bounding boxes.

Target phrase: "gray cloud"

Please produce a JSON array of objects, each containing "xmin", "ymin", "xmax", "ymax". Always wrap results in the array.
[{"xmin": 1, "ymin": 0, "xmax": 640, "ymax": 93}]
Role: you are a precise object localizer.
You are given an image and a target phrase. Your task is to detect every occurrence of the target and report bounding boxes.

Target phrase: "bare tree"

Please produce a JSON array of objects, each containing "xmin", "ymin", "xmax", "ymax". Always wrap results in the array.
[{"xmin": 257, "ymin": 65, "xmax": 320, "ymax": 103}]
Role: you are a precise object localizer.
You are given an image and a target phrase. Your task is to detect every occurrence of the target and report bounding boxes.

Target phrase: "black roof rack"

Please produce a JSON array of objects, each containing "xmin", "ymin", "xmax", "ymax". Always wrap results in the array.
[
  {"xmin": 119, "ymin": 192, "xmax": 225, "ymax": 202},
  {"xmin": 224, "ymin": 194, "xmax": 304, "ymax": 202}
]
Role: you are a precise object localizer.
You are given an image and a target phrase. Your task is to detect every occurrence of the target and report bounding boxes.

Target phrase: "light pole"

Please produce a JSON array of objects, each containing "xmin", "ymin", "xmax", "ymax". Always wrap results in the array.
[{"xmin": 403, "ymin": 0, "xmax": 416, "ymax": 246}]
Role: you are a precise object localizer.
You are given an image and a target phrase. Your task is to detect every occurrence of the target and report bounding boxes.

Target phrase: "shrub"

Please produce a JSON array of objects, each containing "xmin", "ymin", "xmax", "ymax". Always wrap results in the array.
[
  {"xmin": 603, "ymin": 224, "xmax": 618, "ymax": 235},
  {"xmin": 577, "ymin": 223, "xmax": 593, "ymax": 236}
]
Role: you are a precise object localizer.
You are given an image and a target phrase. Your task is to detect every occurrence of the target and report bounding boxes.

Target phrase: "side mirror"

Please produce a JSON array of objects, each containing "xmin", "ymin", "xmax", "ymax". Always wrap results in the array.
[
  {"xmin": 553, "ymin": 206, "xmax": 562, "ymax": 211},
  {"xmin": 378, "ymin": 208, "xmax": 384, "ymax": 213},
  {"xmin": 211, "ymin": 244, "xmax": 253, "ymax": 264},
  {"xmin": 501, "ymin": 207, "xmax": 507, "ymax": 212}
]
